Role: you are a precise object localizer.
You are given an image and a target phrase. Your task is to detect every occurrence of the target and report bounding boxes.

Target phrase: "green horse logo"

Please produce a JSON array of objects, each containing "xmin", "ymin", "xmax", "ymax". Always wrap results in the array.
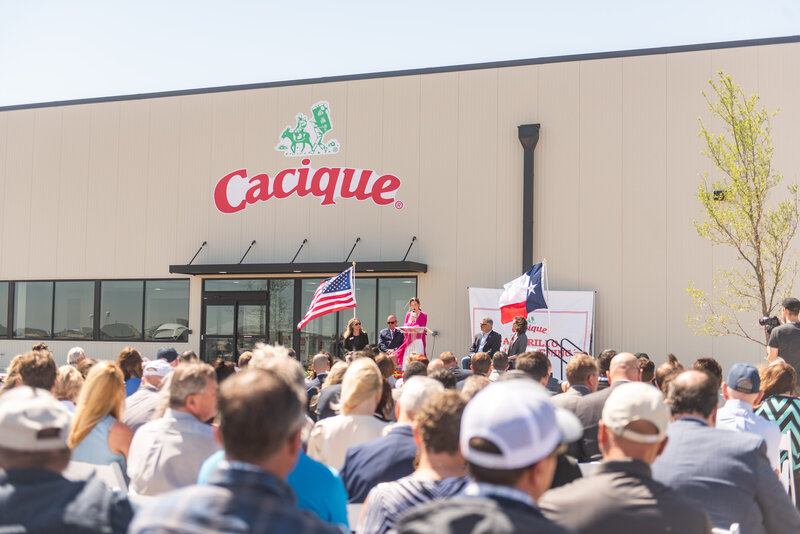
[{"xmin": 275, "ymin": 101, "xmax": 341, "ymax": 157}]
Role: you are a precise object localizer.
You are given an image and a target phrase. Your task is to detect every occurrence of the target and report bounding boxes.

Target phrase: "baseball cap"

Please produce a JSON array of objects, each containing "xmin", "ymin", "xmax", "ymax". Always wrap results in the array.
[
  {"xmin": 726, "ymin": 363, "xmax": 760, "ymax": 394},
  {"xmin": 156, "ymin": 346, "xmax": 179, "ymax": 363},
  {"xmin": 0, "ymin": 387, "xmax": 71, "ymax": 451},
  {"xmin": 143, "ymin": 359, "xmax": 173, "ymax": 377},
  {"xmin": 460, "ymin": 379, "xmax": 581, "ymax": 470},
  {"xmin": 783, "ymin": 297, "xmax": 800, "ymax": 313},
  {"xmin": 602, "ymin": 382, "xmax": 669, "ymax": 444}
]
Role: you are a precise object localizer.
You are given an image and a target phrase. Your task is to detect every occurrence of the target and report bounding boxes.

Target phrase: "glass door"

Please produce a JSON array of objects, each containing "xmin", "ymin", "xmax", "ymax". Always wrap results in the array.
[{"xmin": 201, "ymin": 291, "xmax": 268, "ymax": 362}]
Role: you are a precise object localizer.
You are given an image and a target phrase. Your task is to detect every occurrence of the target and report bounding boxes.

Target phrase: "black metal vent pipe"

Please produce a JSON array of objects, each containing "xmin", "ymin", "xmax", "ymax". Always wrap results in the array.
[{"xmin": 518, "ymin": 124, "xmax": 540, "ymax": 274}]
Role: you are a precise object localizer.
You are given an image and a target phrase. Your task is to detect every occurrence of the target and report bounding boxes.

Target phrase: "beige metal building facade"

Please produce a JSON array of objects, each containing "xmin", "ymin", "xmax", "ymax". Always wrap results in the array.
[{"xmin": 1, "ymin": 37, "xmax": 799, "ymax": 371}]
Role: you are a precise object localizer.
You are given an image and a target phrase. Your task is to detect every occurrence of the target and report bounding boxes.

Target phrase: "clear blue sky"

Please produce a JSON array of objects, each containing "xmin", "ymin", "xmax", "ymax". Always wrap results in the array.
[{"xmin": 1, "ymin": 0, "xmax": 799, "ymax": 107}]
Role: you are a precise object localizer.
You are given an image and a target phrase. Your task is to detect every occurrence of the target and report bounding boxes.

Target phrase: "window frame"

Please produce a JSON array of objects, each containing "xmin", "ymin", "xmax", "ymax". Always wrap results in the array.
[{"xmin": 0, "ymin": 278, "xmax": 190, "ymax": 343}]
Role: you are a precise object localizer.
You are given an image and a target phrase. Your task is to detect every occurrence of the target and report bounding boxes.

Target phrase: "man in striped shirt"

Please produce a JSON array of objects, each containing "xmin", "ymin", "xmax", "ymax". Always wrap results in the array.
[{"xmin": 358, "ymin": 391, "xmax": 469, "ymax": 534}]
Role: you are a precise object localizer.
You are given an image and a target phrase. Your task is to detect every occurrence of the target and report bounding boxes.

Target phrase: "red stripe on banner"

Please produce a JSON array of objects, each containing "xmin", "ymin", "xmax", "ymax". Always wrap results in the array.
[{"xmin": 500, "ymin": 302, "xmax": 526, "ymax": 324}]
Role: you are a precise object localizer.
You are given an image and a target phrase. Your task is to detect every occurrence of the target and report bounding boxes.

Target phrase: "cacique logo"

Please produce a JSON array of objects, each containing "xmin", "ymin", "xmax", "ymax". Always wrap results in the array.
[
  {"xmin": 214, "ymin": 101, "xmax": 403, "ymax": 214},
  {"xmin": 275, "ymin": 101, "xmax": 340, "ymax": 157}
]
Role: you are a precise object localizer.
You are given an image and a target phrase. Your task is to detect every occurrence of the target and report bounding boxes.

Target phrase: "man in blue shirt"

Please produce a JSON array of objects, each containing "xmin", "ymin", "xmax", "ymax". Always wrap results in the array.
[{"xmin": 130, "ymin": 367, "xmax": 344, "ymax": 534}]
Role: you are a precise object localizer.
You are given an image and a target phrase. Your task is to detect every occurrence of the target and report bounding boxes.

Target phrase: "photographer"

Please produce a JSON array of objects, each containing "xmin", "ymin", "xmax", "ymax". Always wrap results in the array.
[{"xmin": 767, "ymin": 297, "xmax": 800, "ymax": 389}]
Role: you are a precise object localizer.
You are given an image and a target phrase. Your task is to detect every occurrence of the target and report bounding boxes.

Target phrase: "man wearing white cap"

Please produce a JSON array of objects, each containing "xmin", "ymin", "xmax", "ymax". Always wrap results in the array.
[
  {"xmin": 0, "ymin": 387, "xmax": 133, "ymax": 532},
  {"xmin": 124, "ymin": 359, "xmax": 172, "ymax": 434},
  {"xmin": 394, "ymin": 378, "xmax": 580, "ymax": 534},
  {"xmin": 539, "ymin": 382, "xmax": 711, "ymax": 534}
]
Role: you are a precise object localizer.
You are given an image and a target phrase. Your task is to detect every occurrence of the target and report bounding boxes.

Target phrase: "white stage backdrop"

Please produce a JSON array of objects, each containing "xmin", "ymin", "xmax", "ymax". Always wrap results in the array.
[{"xmin": 468, "ymin": 288, "xmax": 595, "ymax": 380}]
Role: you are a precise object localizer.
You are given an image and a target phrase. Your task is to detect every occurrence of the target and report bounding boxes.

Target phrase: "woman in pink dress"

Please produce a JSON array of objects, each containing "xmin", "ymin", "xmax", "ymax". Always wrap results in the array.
[{"xmin": 395, "ymin": 297, "xmax": 427, "ymax": 368}]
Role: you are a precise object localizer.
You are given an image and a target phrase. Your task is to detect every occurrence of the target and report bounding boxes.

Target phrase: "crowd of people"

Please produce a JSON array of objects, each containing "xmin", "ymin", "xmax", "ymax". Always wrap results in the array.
[{"xmin": 2, "ymin": 305, "xmax": 800, "ymax": 533}]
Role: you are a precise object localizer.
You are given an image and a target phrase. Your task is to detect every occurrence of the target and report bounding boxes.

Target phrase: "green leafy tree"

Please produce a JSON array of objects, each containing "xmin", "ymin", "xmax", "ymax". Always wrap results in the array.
[{"xmin": 687, "ymin": 72, "xmax": 800, "ymax": 345}]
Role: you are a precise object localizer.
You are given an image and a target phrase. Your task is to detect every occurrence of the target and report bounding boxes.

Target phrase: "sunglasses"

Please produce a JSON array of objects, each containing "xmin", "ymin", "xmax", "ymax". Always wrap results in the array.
[
  {"xmin": 353, "ymin": 322, "xmax": 361, "ymax": 326},
  {"xmin": 387, "ymin": 321, "xmax": 397, "ymax": 324}
]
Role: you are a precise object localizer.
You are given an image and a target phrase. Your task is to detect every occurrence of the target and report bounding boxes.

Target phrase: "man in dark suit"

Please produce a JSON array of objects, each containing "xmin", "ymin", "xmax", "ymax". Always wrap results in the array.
[
  {"xmin": 339, "ymin": 377, "xmax": 444, "ymax": 503},
  {"xmin": 378, "ymin": 314, "xmax": 405, "ymax": 355},
  {"xmin": 574, "ymin": 352, "xmax": 641, "ymax": 462},
  {"xmin": 439, "ymin": 352, "xmax": 472, "ymax": 382},
  {"xmin": 462, "ymin": 317, "xmax": 502, "ymax": 369},
  {"xmin": 541, "ymin": 382, "xmax": 711, "ymax": 534},
  {"xmin": 652, "ymin": 370, "xmax": 800, "ymax": 534},
  {"xmin": 305, "ymin": 353, "xmax": 330, "ymax": 398}
]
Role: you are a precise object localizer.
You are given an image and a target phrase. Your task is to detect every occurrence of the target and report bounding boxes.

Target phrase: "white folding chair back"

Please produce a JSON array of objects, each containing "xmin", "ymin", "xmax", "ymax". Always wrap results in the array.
[
  {"xmin": 347, "ymin": 503, "xmax": 363, "ymax": 532},
  {"xmin": 778, "ymin": 433, "xmax": 796, "ymax": 498},
  {"xmin": 578, "ymin": 461, "xmax": 601, "ymax": 477},
  {"xmin": 63, "ymin": 461, "xmax": 127, "ymax": 492}
]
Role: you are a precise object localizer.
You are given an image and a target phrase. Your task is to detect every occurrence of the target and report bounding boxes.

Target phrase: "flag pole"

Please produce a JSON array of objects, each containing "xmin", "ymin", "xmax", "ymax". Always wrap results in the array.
[
  {"xmin": 543, "ymin": 259, "xmax": 551, "ymax": 336},
  {"xmin": 352, "ymin": 262, "xmax": 357, "ymax": 318}
]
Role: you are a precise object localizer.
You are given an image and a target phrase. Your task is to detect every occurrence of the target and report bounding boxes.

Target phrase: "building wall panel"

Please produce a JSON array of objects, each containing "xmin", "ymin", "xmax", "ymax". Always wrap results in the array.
[{"xmin": 2, "ymin": 42, "xmax": 800, "ymax": 370}]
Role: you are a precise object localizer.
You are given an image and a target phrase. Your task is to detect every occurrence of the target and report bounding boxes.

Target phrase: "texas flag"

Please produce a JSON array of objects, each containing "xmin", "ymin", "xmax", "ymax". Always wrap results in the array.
[{"xmin": 498, "ymin": 263, "xmax": 548, "ymax": 324}]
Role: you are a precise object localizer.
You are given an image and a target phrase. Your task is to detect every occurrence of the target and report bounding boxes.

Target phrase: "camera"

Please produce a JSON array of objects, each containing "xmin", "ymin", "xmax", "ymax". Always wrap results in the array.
[{"xmin": 759, "ymin": 316, "xmax": 780, "ymax": 333}]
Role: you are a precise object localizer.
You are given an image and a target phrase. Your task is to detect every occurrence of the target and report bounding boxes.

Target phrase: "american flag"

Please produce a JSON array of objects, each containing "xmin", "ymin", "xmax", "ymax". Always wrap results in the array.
[{"xmin": 297, "ymin": 267, "xmax": 357, "ymax": 329}]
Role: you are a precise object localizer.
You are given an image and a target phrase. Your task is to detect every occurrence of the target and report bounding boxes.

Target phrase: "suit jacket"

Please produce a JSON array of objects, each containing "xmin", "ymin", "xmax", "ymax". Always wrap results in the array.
[
  {"xmin": 339, "ymin": 424, "xmax": 417, "ymax": 504},
  {"xmin": 469, "ymin": 330, "xmax": 502, "ymax": 356},
  {"xmin": 378, "ymin": 327, "xmax": 405, "ymax": 353},
  {"xmin": 316, "ymin": 384, "xmax": 342, "ymax": 421},
  {"xmin": 448, "ymin": 366, "xmax": 472, "ymax": 382},
  {"xmin": 574, "ymin": 380, "xmax": 630, "ymax": 462},
  {"xmin": 652, "ymin": 418, "xmax": 800, "ymax": 534},
  {"xmin": 507, "ymin": 333, "xmax": 528, "ymax": 357},
  {"xmin": 540, "ymin": 459, "xmax": 711, "ymax": 534},
  {"xmin": 550, "ymin": 385, "xmax": 591, "ymax": 414}
]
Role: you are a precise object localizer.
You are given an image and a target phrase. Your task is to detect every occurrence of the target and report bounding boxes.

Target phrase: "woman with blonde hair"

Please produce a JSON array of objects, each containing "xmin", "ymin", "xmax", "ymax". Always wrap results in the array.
[
  {"xmin": 54, "ymin": 365, "xmax": 84, "ymax": 412},
  {"xmin": 308, "ymin": 357, "xmax": 387, "ymax": 469},
  {"xmin": 69, "ymin": 361, "xmax": 132, "ymax": 474},
  {"xmin": 341, "ymin": 317, "xmax": 369, "ymax": 354}
]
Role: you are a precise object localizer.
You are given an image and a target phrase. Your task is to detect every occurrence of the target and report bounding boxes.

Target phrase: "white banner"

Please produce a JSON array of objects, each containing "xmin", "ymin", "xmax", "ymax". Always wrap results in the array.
[{"xmin": 468, "ymin": 288, "xmax": 595, "ymax": 380}]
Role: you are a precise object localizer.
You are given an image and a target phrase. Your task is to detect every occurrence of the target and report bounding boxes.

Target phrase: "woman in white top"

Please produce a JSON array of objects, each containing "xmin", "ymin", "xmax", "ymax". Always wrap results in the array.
[{"xmin": 307, "ymin": 357, "xmax": 387, "ymax": 469}]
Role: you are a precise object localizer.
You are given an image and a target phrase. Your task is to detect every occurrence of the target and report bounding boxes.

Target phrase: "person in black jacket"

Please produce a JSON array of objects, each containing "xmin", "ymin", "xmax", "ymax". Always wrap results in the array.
[
  {"xmin": 341, "ymin": 317, "xmax": 369, "ymax": 354},
  {"xmin": 507, "ymin": 316, "xmax": 529, "ymax": 366}
]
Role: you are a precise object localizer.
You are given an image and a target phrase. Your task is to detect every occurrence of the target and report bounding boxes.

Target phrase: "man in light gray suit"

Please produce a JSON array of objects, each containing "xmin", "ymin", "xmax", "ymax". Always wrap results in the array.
[
  {"xmin": 552, "ymin": 353, "xmax": 598, "ymax": 413},
  {"xmin": 652, "ymin": 370, "xmax": 800, "ymax": 534},
  {"xmin": 540, "ymin": 382, "xmax": 711, "ymax": 534}
]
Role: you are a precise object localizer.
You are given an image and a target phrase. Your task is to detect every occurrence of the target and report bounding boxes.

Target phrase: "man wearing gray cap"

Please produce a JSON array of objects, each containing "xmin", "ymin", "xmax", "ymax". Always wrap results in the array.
[
  {"xmin": 716, "ymin": 363, "xmax": 782, "ymax": 471},
  {"xmin": 124, "ymin": 359, "xmax": 173, "ymax": 434},
  {"xmin": 768, "ymin": 297, "xmax": 800, "ymax": 385},
  {"xmin": 0, "ymin": 387, "xmax": 133, "ymax": 532},
  {"xmin": 394, "ymin": 379, "xmax": 580, "ymax": 534},
  {"xmin": 539, "ymin": 382, "xmax": 711, "ymax": 534}
]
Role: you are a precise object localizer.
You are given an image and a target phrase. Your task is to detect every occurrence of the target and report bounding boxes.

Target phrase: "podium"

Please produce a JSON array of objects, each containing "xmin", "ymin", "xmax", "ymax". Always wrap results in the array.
[{"xmin": 396, "ymin": 325, "xmax": 431, "ymax": 367}]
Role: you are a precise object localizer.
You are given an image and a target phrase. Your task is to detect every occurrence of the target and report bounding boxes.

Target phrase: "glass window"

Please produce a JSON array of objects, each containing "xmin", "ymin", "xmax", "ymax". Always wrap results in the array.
[
  {"xmin": 0, "ymin": 282, "xmax": 7, "ymax": 337},
  {"xmin": 336, "ymin": 277, "xmax": 377, "ymax": 352},
  {"xmin": 206, "ymin": 305, "xmax": 234, "ymax": 336},
  {"xmin": 269, "ymin": 279, "xmax": 294, "ymax": 348},
  {"xmin": 14, "ymin": 282, "xmax": 53, "ymax": 338},
  {"xmin": 299, "ymin": 278, "xmax": 339, "ymax": 363},
  {"xmin": 205, "ymin": 279, "xmax": 268, "ymax": 292},
  {"xmin": 100, "ymin": 281, "xmax": 143, "ymax": 340},
  {"xmin": 378, "ymin": 278, "xmax": 418, "ymax": 327},
  {"xmin": 144, "ymin": 280, "xmax": 189, "ymax": 342},
  {"xmin": 54, "ymin": 281, "xmax": 94, "ymax": 339}
]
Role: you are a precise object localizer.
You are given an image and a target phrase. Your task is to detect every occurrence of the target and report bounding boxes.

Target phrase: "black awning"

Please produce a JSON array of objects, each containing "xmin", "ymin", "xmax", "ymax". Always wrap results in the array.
[{"xmin": 169, "ymin": 261, "xmax": 427, "ymax": 276}]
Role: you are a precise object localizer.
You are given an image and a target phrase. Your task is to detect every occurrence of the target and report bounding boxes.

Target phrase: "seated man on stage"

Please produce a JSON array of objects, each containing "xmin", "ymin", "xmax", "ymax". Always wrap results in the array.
[
  {"xmin": 462, "ymin": 318, "xmax": 502, "ymax": 369},
  {"xmin": 378, "ymin": 315, "xmax": 405, "ymax": 355}
]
